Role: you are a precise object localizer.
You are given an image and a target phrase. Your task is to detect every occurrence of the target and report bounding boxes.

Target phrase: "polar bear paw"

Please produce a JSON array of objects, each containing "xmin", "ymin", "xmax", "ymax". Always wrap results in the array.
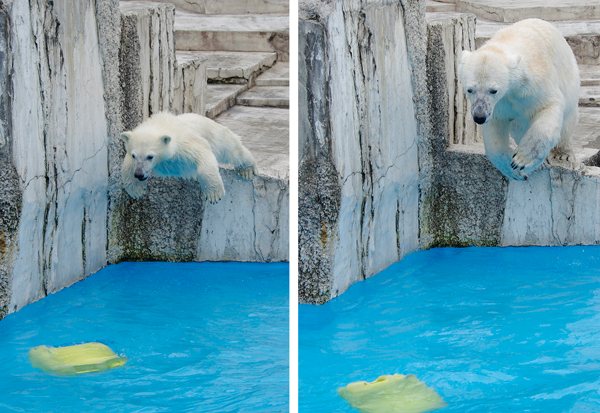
[
  {"xmin": 235, "ymin": 166, "xmax": 256, "ymax": 180},
  {"xmin": 204, "ymin": 185, "xmax": 225, "ymax": 204},
  {"xmin": 504, "ymin": 166, "xmax": 528, "ymax": 181},
  {"xmin": 124, "ymin": 180, "xmax": 147, "ymax": 198},
  {"xmin": 510, "ymin": 150, "xmax": 541, "ymax": 173},
  {"xmin": 548, "ymin": 148, "xmax": 579, "ymax": 171}
]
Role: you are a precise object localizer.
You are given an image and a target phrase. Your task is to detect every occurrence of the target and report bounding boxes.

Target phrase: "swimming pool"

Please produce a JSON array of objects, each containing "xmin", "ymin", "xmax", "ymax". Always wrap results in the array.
[
  {"xmin": 300, "ymin": 246, "xmax": 600, "ymax": 412},
  {"xmin": 0, "ymin": 261, "xmax": 288, "ymax": 412}
]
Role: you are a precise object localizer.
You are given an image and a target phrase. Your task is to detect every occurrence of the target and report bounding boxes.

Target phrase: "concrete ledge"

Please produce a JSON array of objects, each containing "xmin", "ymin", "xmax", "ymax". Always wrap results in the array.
[
  {"xmin": 177, "ymin": 51, "xmax": 276, "ymax": 84},
  {"xmin": 457, "ymin": 0, "xmax": 600, "ymax": 23},
  {"xmin": 236, "ymin": 86, "xmax": 289, "ymax": 107},
  {"xmin": 205, "ymin": 84, "xmax": 248, "ymax": 119},
  {"xmin": 174, "ymin": 11, "xmax": 289, "ymax": 59},
  {"xmin": 255, "ymin": 62, "xmax": 289, "ymax": 86},
  {"xmin": 122, "ymin": 0, "xmax": 289, "ymax": 15},
  {"xmin": 431, "ymin": 143, "xmax": 600, "ymax": 247}
]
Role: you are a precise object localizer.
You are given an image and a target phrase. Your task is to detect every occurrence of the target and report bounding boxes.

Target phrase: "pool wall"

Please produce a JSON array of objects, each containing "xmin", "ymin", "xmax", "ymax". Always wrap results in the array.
[
  {"xmin": 0, "ymin": 1, "xmax": 288, "ymax": 320},
  {"xmin": 299, "ymin": 0, "xmax": 428, "ymax": 304},
  {"xmin": 299, "ymin": 1, "xmax": 600, "ymax": 303}
]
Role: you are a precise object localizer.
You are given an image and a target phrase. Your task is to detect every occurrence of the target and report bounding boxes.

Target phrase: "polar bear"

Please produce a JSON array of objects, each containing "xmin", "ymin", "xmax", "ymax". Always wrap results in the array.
[
  {"xmin": 121, "ymin": 112, "xmax": 257, "ymax": 202},
  {"xmin": 458, "ymin": 18, "xmax": 580, "ymax": 181}
]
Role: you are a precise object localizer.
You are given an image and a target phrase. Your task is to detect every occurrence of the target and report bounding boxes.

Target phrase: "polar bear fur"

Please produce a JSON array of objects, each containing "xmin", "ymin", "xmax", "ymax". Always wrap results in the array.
[
  {"xmin": 121, "ymin": 112, "xmax": 257, "ymax": 202},
  {"xmin": 458, "ymin": 18, "xmax": 580, "ymax": 180}
]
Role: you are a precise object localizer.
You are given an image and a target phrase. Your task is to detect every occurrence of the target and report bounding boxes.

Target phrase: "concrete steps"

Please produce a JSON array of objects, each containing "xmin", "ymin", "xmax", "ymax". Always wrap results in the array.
[
  {"xmin": 215, "ymin": 106, "xmax": 289, "ymax": 180},
  {"xmin": 205, "ymin": 84, "xmax": 248, "ymax": 119},
  {"xmin": 580, "ymin": 86, "xmax": 600, "ymax": 107},
  {"xmin": 144, "ymin": 0, "xmax": 289, "ymax": 15},
  {"xmin": 204, "ymin": 63, "xmax": 289, "ymax": 117},
  {"xmin": 174, "ymin": 10, "xmax": 289, "ymax": 57},
  {"xmin": 256, "ymin": 61, "xmax": 289, "ymax": 86},
  {"xmin": 177, "ymin": 51, "xmax": 276, "ymax": 84},
  {"xmin": 581, "ymin": 64, "xmax": 600, "ymax": 86},
  {"xmin": 456, "ymin": 0, "xmax": 600, "ymax": 23},
  {"xmin": 237, "ymin": 86, "xmax": 289, "ymax": 108},
  {"xmin": 426, "ymin": 1, "xmax": 456, "ymax": 13}
]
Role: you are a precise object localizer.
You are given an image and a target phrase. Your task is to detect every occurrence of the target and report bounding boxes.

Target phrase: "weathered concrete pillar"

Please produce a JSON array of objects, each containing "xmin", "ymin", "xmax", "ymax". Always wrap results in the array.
[
  {"xmin": 118, "ymin": 2, "xmax": 175, "ymax": 131},
  {"xmin": 299, "ymin": 0, "xmax": 429, "ymax": 303},
  {"xmin": 0, "ymin": 0, "xmax": 120, "ymax": 317},
  {"xmin": 172, "ymin": 54, "xmax": 207, "ymax": 116}
]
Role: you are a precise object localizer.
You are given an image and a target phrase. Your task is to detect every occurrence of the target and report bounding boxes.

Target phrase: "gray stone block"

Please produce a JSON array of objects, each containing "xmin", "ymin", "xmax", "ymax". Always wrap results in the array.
[
  {"xmin": 299, "ymin": 0, "xmax": 427, "ymax": 303},
  {"xmin": 119, "ymin": 2, "xmax": 175, "ymax": 130},
  {"xmin": 2, "ymin": 0, "xmax": 119, "ymax": 317}
]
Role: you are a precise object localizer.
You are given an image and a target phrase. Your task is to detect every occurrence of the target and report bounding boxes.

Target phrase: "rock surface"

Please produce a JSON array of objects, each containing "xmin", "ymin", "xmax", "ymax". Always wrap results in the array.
[
  {"xmin": 299, "ymin": 0, "xmax": 428, "ymax": 304},
  {"xmin": 4, "ymin": 0, "xmax": 119, "ymax": 314}
]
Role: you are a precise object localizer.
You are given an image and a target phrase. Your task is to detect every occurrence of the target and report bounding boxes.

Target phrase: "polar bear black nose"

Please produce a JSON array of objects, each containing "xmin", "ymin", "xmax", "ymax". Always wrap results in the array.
[
  {"xmin": 473, "ymin": 116, "xmax": 487, "ymax": 125},
  {"xmin": 134, "ymin": 172, "xmax": 147, "ymax": 181}
]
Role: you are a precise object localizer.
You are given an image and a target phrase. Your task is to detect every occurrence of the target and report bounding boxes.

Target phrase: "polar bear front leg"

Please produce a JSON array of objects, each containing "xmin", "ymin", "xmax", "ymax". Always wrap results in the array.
[
  {"xmin": 122, "ymin": 153, "xmax": 147, "ymax": 198},
  {"xmin": 511, "ymin": 103, "xmax": 564, "ymax": 173},
  {"xmin": 483, "ymin": 119, "xmax": 527, "ymax": 181},
  {"xmin": 195, "ymin": 150, "xmax": 226, "ymax": 203}
]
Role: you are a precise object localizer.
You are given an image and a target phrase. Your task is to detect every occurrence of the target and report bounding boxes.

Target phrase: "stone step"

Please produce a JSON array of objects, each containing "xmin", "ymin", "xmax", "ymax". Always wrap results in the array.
[
  {"xmin": 236, "ymin": 86, "xmax": 289, "ymax": 108},
  {"xmin": 255, "ymin": 62, "xmax": 289, "ymax": 86},
  {"xmin": 476, "ymin": 18, "xmax": 600, "ymax": 65},
  {"xmin": 215, "ymin": 106, "xmax": 289, "ymax": 180},
  {"xmin": 177, "ymin": 51, "xmax": 276, "ymax": 84},
  {"xmin": 580, "ymin": 65, "xmax": 600, "ymax": 87},
  {"xmin": 426, "ymin": 1, "xmax": 456, "ymax": 13},
  {"xmin": 205, "ymin": 84, "xmax": 248, "ymax": 119},
  {"xmin": 174, "ymin": 10, "xmax": 289, "ymax": 59},
  {"xmin": 456, "ymin": 0, "xmax": 600, "ymax": 23},
  {"xmin": 580, "ymin": 86, "xmax": 600, "ymax": 107},
  {"xmin": 577, "ymin": 107, "xmax": 600, "ymax": 151},
  {"xmin": 160, "ymin": 0, "xmax": 288, "ymax": 15}
]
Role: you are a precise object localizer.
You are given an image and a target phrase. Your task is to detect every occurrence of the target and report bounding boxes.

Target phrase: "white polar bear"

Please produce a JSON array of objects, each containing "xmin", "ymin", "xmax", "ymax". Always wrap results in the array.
[
  {"xmin": 458, "ymin": 18, "xmax": 580, "ymax": 181},
  {"xmin": 121, "ymin": 112, "xmax": 257, "ymax": 202}
]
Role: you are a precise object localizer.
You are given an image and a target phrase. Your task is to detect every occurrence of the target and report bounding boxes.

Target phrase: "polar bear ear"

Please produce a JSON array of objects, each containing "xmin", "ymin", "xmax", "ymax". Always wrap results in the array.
[
  {"xmin": 121, "ymin": 132, "xmax": 132, "ymax": 143},
  {"xmin": 507, "ymin": 54, "xmax": 521, "ymax": 69},
  {"xmin": 460, "ymin": 50, "xmax": 471, "ymax": 64},
  {"xmin": 161, "ymin": 136, "xmax": 171, "ymax": 145}
]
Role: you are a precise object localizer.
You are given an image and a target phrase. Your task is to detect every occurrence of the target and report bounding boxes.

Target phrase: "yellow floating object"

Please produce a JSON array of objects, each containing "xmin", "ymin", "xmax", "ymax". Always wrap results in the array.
[
  {"xmin": 29, "ymin": 343, "xmax": 127, "ymax": 376},
  {"xmin": 337, "ymin": 374, "xmax": 448, "ymax": 413}
]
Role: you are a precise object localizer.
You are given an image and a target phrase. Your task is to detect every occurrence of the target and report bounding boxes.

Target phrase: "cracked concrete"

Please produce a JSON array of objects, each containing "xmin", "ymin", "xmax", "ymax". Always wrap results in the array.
[
  {"xmin": 299, "ymin": 0, "xmax": 426, "ymax": 303},
  {"xmin": 1, "ymin": 0, "xmax": 117, "ymax": 317}
]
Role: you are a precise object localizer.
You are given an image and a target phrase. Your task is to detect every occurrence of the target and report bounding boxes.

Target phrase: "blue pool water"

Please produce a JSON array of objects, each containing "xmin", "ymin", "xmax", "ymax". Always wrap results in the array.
[
  {"xmin": 300, "ymin": 247, "xmax": 600, "ymax": 412},
  {"xmin": 0, "ymin": 262, "xmax": 288, "ymax": 412}
]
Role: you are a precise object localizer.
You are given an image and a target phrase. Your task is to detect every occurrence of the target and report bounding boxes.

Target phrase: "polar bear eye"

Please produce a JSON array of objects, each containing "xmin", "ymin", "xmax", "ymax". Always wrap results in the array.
[
  {"xmin": 490, "ymin": 89, "xmax": 498, "ymax": 94},
  {"xmin": 146, "ymin": 155, "xmax": 154, "ymax": 161},
  {"xmin": 131, "ymin": 153, "xmax": 136, "ymax": 159},
  {"xmin": 467, "ymin": 89, "xmax": 474, "ymax": 94}
]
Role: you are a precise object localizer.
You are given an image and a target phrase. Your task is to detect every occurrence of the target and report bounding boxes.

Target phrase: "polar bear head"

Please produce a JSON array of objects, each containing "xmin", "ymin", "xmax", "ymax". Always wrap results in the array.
[
  {"xmin": 121, "ymin": 129, "xmax": 172, "ymax": 182},
  {"xmin": 458, "ymin": 48, "xmax": 521, "ymax": 125}
]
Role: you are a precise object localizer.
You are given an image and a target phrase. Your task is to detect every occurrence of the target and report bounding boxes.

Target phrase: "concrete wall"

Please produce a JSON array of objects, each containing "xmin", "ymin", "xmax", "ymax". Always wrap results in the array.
[
  {"xmin": 0, "ymin": 0, "xmax": 120, "ymax": 316},
  {"xmin": 298, "ymin": 0, "xmax": 430, "ymax": 304},
  {"xmin": 0, "ymin": 0, "xmax": 287, "ymax": 320}
]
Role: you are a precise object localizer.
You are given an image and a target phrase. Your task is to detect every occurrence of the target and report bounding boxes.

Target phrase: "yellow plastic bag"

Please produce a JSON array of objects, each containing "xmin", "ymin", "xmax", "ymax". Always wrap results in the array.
[
  {"xmin": 29, "ymin": 342, "xmax": 127, "ymax": 376},
  {"xmin": 337, "ymin": 374, "xmax": 448, "ymax": 413}
]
